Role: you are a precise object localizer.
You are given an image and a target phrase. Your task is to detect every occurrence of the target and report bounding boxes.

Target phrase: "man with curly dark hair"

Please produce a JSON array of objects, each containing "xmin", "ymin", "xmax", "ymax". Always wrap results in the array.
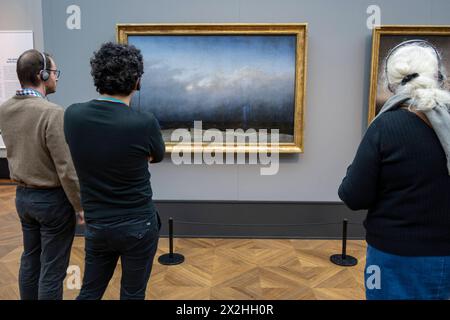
[{"xmin": 64, "ymin": 42, "xmax": 165, "ymax": 300}]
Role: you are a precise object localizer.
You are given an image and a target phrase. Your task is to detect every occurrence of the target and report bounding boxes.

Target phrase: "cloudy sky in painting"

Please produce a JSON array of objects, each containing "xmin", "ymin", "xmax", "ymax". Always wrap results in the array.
[{"xmin": 129, "ymin": 35, "xmax": 296, "ymax": 126}]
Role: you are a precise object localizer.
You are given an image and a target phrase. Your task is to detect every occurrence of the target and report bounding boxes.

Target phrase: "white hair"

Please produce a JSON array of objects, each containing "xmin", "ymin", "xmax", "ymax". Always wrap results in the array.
[{"xmin": 385, "ymin": 42, "xmax": 450, "ymax": 111}]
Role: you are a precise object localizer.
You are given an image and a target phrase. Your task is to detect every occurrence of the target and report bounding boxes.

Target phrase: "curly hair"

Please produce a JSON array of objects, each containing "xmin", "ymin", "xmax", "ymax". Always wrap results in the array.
[{"xmin": 90, "ymin": 42, "xmax": 143, "ymax": 96}]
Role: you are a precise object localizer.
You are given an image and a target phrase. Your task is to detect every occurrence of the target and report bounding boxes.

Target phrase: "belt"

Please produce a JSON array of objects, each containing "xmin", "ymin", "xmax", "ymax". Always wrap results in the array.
[{"xmin": 15, "ymin": 182, "xmax": 61, "ymax": 190}]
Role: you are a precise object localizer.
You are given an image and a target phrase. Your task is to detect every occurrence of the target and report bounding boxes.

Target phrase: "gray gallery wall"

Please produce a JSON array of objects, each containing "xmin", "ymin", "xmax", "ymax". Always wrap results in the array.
[
  {"xmin": 38, "ymin": 0, "xmax": 450, "ymax": 202},
  {"xmin": 0, "ymin": 0, "xmax": 44, "ymax": 51},
  {"xmin": 5, "ymin": 0, "xmax": 450, "ymax": 203}
]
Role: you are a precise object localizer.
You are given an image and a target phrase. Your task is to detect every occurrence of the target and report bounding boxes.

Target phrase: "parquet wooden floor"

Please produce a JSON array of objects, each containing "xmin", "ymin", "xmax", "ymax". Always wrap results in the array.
[{"xmin": 0, "ymin": 185, "xmax": 367, "ymax": 300}]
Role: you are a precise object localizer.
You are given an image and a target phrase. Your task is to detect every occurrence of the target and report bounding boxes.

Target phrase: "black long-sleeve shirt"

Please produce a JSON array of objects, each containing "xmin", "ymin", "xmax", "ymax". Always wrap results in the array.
[
  {"xmin": 339, "ymin": 109, "xmax": 450, "ymax": 256},
  {"xmin": 64, "ymin": 99, "xmax": 165, "ymax": 222}
]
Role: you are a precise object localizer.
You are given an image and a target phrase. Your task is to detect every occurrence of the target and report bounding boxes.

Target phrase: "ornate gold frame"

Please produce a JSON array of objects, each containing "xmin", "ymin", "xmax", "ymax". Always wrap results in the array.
[
  {"xmin": 116, "ymin": 23, "xmax": 308, "ymax": 153},
  {"xmin": 368, "ymin": 25, "xmax": 450, "ymax": 123}
]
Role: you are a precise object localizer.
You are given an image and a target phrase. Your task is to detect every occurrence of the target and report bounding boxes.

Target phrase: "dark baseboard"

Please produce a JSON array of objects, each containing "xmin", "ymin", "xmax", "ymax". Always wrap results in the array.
[
  {"xmin": 76, "ymin": 201, "xmax": 366, "ymax": 239},
  {"xmin": 0, "ymin": 158, "xmax": 10, "ymax": 179}
]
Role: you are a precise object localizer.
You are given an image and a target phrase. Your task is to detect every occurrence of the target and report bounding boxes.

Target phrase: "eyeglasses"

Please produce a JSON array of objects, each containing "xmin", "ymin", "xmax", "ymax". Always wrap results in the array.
[{"xmin": 46, "ymin": 69, "xmax": 61, "ymax": 79}]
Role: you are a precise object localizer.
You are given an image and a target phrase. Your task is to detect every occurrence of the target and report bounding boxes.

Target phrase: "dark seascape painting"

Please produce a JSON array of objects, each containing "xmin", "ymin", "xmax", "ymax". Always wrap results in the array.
[{"xmin": 129, "ymin": 35, "xmax": 297, "ymax": 143}]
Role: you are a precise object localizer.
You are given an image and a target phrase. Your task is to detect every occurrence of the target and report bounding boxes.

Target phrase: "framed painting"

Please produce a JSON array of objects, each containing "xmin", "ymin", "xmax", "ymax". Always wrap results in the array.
[
  {"xmin": 117, "ymin": 24, "xmax": 307, "ymax": 153},
  {"xmin": 368, "ymin": 25, "xmax": 450, "ymax": 123}
]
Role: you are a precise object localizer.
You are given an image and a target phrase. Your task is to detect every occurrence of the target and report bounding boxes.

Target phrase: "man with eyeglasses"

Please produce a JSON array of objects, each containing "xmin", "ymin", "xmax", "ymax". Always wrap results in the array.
[{"xmin": 0, "ymin": 49, "xmax": 83, "ymax": 300}]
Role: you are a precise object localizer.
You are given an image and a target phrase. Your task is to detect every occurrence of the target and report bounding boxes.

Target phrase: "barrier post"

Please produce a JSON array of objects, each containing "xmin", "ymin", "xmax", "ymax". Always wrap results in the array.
[
  {"xmin": 330, "ymin": 219, "xmax": 358, "ymax": 266},
  {"xmin": 158, "ymin": 217, "xmax": 185, "ymax": 265}
]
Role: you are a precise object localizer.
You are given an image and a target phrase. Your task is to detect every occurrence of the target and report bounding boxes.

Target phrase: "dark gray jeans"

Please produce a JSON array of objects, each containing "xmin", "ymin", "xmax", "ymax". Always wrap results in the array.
[
  {"xmin": 77, "ymin": 213, "xmax": 160, "ymax": 300},
  {"xmin": 15, "ymin": 186, "xmax": 76, "ymax": 300}
]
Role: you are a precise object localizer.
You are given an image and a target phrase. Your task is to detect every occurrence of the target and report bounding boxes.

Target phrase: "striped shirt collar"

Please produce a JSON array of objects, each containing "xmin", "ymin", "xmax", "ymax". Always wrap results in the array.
[{"xmin": 16, "ymin": 88, "xmax": 45, "ymax": 98}]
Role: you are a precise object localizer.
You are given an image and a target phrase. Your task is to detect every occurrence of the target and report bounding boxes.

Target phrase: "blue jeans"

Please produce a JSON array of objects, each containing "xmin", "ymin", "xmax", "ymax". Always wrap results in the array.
[
  {"xmin": 15, "ymin": 186, "xmax": 76, "ymax": 300},
  {"xmin": 365, "ymin": 244, "xmax": 450, "ymax": 300},
  {"xmin": 77, "ymin": 213, "xmax": 160, "ymax": 300}
]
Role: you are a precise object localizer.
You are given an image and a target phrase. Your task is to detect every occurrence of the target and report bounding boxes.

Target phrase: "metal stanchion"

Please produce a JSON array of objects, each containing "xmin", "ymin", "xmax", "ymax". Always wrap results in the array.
[
  {"xmin": 330, "ymin": 219, "xmax": 358, "ymax": 266},
  {"xmin": 158, "ymin": 217, "xmax": 185, "ymax": 265}
]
